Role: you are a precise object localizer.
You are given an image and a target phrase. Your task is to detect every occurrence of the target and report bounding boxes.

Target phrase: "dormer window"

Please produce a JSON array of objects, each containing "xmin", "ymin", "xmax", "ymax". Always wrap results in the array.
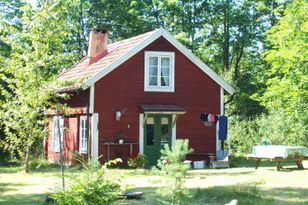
[{"xmin": 144, "ymin": 51, "xmax": 175, "ymax": 92}]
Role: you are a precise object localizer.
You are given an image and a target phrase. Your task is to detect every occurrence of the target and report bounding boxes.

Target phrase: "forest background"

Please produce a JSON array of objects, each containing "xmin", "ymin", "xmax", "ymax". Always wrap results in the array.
[{"xmin": 0, "ymin": 0, "xmax": 306, "ymax": 166}]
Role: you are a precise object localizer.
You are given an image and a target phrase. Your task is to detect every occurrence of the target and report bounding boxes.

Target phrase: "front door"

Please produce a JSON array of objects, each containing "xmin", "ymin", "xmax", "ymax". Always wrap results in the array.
[{"xmin": 144, "ymin": 115, "xmax": 172, "ymax": 166}]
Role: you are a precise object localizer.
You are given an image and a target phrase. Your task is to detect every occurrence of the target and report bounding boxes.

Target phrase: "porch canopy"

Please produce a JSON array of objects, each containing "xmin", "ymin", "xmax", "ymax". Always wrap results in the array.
[
  {"xmin": 139, "ymin": 104, "xmax": 186, "ymax": 114},
  {"xmin": 139, "ymin": 104, "xmax": 186, "ymax": 126}
]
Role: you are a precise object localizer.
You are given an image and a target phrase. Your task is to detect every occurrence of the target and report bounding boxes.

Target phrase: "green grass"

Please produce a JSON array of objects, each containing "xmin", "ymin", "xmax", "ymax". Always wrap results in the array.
[{"xmin": 0, "ymin": 157, "xmax": 307, "ymax": 205}]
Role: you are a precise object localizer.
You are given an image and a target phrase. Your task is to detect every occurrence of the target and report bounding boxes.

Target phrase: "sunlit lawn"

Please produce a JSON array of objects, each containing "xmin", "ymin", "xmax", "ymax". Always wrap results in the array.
[{"xmin": 0, "ymin": 158, "xmax": 307, "ymax": 205}]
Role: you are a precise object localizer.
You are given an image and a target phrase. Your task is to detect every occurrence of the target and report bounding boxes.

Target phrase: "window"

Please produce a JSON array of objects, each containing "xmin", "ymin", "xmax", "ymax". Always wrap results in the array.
[
  {"xmin": 144, "ymin": 51, "xmax": 175, "ymax": 92},
  {"xmin": 79, "ymin": 116, "xmax": 88, "ymax": 153},
  {"xmin": 53, "ymin": 116, "xmax": 64, "ymax": 152}
]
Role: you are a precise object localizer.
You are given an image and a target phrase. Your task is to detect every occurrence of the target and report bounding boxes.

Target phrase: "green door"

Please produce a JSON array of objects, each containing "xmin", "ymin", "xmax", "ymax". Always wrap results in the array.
[{"xmin": 144, "ymin": 115, "xmax": 172, "ymax": 166}]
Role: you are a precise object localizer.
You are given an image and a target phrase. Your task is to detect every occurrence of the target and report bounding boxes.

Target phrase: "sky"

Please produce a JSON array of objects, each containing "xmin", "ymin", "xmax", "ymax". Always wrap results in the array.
[{"xmin": 24, "ymin": 0, "xmax": 37, "ymax": 8}]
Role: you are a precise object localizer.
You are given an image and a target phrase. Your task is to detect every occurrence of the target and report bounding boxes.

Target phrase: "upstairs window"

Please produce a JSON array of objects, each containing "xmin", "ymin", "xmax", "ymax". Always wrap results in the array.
[
  {"xmin": 79, "ymin": 116, "xmax": 88, "ymax": 153},
  {"xmin": 144, "ymin": 51, "xmax": 175, "ymax": 92},
  {"xmin": 53, "ymin": 116, "xmax": 64, "ymax": 152}
]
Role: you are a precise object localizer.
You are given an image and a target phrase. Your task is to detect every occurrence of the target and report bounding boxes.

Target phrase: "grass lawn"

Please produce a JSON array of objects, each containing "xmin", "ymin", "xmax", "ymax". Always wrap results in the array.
[{"xmin": 0, "ymin": 158, "xmax": 307, "ymax": 205}]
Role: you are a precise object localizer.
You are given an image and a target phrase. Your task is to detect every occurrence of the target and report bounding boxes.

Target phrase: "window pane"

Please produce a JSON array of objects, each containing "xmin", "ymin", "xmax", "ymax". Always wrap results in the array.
[
  {"xmin": 149, "ymin": 57, "xmax": 158, "ymax": 66},
  {"xmin": 146, "ymin": 117, "xmax": 154, "ymax": 146},
  {"xmin": 161, "ymin": 76, "xmax": 169, "ymax": 86},
  {"xmin": 149, "ymin": 76, "xmax": 158, "ymax": 86},
  {"xmin": 161, "ymin": 57, "xmax": 170, "ymax": 67},
  {"xmin": 161, "ymin": 117, "xmax": 169, "ymax": 144},
  {"xmin": 149, "ymin": 66, "xmax": 158, "ymax": 76},
  {"xmin": 161, "ymin": 66, "xmax": 169, "ymax": 77}
]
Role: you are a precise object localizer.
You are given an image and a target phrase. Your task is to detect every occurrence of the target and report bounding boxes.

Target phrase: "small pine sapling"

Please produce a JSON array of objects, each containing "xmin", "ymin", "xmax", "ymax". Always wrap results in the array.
[{"xmin": 158, "ymin": 139, "xmax": 193, "ymax": 205}]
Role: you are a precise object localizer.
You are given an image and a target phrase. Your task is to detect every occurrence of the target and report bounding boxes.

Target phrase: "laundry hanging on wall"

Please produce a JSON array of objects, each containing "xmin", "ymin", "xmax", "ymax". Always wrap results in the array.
[
  {"xmin": 218, "ymin": 115, "xmax": 228, "ymax": 140},
  {"xmin": 200, "ymin": 113, "xmax": 219, "ymax": 126},
  {"xmin": 200, "ymin": 113, "xmax": 228, "ymax": 140},
  {"xmin": 200, "ymin": 113, "xmax": 218, "ymax": 126}
]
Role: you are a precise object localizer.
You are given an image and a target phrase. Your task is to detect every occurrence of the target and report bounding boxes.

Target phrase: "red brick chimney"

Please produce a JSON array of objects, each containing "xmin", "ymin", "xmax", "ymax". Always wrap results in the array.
[{"xmin": 87, "ymin": 29, "xmax": 108, "ymax": 65}]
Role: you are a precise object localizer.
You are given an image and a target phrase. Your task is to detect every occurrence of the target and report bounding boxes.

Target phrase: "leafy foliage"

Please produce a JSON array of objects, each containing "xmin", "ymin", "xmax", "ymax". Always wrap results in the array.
[
  {"xmin": 52, "ymin": 157, "xmax": 123, "ymax": 205},
  {"xmin": 0, "ymin": 1, "xmax": 75, "ymax": 172},
  {"xmin": 127, "ymin": 154, "xmax": 148, "ymax": 169},
  {"xmin": 260, "ymin": 0, "xmax": 307, "ymax": 125},
  {"xmin": 158, "ymin": 139, "xmax": 193, "ymax": 205},
  {"xmin": 227, "ymin": 111, "xmax": 307, "ymax": 155}
]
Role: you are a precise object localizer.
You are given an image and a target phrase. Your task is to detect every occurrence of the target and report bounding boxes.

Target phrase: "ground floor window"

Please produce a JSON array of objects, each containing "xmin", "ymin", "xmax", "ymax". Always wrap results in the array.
[
  {"xmin": 79, "ymin": 115, "xmax": 88, "ymax": 153},
  {"xmin": 53, "ymin": 116, "xmax": 64, "ymax": 152}
]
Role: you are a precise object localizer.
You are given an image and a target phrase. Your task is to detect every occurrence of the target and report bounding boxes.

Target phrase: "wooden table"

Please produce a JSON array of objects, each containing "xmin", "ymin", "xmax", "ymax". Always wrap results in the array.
[
  {"xmin": 247, "ymin": 153, "xmax": 308, "ymax": 171},
  {"xmin": 102, "ymin": 142, "xmax": 138, "ymax": 161}
]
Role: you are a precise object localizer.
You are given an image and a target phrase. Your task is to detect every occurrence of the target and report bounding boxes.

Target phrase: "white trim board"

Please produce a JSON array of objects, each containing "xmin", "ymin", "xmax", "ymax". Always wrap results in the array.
[
  {"xmin": 89, "ymin": 85, "xmax": 95, "ymax": 113},
  {"xmin": 171, "ymin": 114, "xmax": 177, "ymax": 148},
  {"xmin": 81, "ymin": 28, "xmax": 235, "ymax": 94},
  {"xmin": 139, "ymin": 114, "xmax": 144, "ymax": 154},
  {"xmin": 91, "ymin": 113, "xmax": 99, "ymax": 162}
]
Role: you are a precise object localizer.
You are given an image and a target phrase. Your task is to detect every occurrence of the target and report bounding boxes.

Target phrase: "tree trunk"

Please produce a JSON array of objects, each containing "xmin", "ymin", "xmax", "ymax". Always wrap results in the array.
[
  {"xmin": 24, "ymin": 146, "xmax": 30, "ymax": 173},
  {"xmin": 223, "ymin": 0, "xmax": 230, "ymax": 72},
  {"xmin": 234, "ymin": 41, "xmax": 244, "ymax": 80}
]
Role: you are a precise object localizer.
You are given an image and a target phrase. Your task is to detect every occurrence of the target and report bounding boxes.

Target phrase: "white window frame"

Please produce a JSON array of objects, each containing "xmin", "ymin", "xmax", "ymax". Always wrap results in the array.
[
  {"xmin": 144, "ymin": 51, "xmax": 175, "ymax": 92},
  {"xmin": 79, "ymin": 115, "xmax": 88, "ymax": 154},
  {"xmin": 53, "ymin": 116, "xmax": 64, "ymax": 153}
]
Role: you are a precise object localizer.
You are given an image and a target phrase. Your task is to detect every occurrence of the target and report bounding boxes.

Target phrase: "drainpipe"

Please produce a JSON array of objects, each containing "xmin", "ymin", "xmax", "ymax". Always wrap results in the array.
[{"xmin": 224, "ymin": 94, "xmax": 234, "ymax": 111}]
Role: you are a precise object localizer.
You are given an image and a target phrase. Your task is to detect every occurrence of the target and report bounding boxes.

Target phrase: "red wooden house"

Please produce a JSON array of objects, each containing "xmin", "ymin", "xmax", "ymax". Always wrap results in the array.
[{"xmin": 45, "ymin": 28, "xmax": 235, "ymax": 166}]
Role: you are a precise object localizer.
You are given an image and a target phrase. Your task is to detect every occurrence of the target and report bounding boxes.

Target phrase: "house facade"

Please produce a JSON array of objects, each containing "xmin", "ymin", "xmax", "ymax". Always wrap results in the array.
[{"xmin": 45, "ymin": 28, "xmax": 235, "ymax": 166}]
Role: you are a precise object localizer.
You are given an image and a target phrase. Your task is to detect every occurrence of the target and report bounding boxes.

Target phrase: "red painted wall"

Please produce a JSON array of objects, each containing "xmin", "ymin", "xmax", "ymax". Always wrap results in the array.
[
  {"xmin": 46, "ymin": 90, "xmax": 89, "ymax": 164},
  {"xmin": 94, "ymin": 37, "xmax": 220, "ymax": 162}
]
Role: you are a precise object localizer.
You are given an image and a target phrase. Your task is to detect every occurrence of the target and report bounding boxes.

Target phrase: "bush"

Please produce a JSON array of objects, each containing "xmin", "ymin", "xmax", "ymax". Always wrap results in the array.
[
  {"xmin": 157, "ymin": 139, "xmax": 193, "ymax": 205},
  {"xmin": 52, "ymin": 158, "xmax": 123, "ymax": 205},
  {"xmin": 227, "ymin": 111, "xmax": 308, "ymax": 155},
  {"xmin": 127, "ymin": 154, "xmax": 147, "ymax": 169}
]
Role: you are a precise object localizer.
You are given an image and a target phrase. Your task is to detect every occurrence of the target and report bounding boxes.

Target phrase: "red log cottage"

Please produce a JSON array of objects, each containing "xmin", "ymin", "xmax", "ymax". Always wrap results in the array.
[{"xmin": 45, "ymin": 28, "xmax": 235, "ymax": 166}]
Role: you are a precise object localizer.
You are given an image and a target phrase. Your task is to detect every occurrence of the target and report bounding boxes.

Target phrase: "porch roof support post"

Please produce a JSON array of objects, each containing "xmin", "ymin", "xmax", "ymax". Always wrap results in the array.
[
  {"xmin": 172, "ymin": 114, "xmax": 179, "ymax": 127},
  {"xmin": 143, "ymin": 113, "xmax": 148, "ymax": 126}
]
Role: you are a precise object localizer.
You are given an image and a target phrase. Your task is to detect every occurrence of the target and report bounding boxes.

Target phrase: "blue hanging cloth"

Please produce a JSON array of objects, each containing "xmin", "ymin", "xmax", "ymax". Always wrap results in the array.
[{"xmin": 218, "ymin": 115, "xmax": 228, "ymax": 140}]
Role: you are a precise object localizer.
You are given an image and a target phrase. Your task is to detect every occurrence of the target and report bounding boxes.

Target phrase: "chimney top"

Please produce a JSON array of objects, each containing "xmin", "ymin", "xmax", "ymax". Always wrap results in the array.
[
  {"xmin": 87, "ymin": 28, "xmax": 108, "ymax": 65},
  {"xmin": 91, "ymin": 28, "xmax": 108, "ymax": 33}
]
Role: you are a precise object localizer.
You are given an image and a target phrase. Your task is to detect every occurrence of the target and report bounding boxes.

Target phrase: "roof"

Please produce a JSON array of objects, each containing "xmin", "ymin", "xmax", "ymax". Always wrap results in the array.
[
  {"xmin": 57, "ymin": 28, "xmax": 235, "ymax": 94},
  {"xmin": 58, "ymin": 30, "xmax": 156, "ymax": 81},
  {"xmin": 139, "ymin": 104, "xmax": 186, "ymax": 114}
]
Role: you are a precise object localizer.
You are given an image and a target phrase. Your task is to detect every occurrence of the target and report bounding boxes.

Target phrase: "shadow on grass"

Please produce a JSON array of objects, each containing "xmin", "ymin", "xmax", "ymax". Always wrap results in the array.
[
  {"xmin": 231, "ymin": 156, "xmax": 303, "ymax": 169},
  {"xmin": 0, "ymin": 182, "xmax": 20, "ymax": 192},
  {"xmin": 117, "ymin": 184, "xmax": 308, "ymax": 205},
  {"xmin": 186, "ymin": 170, "xmax": 256, "ymax": 178},
  {"xmin": 0, "ymin": 163, "xmax": 82, "ymax": 174},
  {"xmin": 0, "ymin": 192, "xmax": 48, "ymax": 205}
]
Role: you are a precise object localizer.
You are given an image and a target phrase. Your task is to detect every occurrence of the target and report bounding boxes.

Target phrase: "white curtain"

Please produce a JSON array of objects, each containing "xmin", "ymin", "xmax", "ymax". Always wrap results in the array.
[{"xmin": 161, "ymin": 57, "xmax": 170, "ymax": 86}]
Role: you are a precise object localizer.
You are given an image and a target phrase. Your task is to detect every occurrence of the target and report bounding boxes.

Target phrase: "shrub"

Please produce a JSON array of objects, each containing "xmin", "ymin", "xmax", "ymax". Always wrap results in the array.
[
  {"xmin": 52, "ymin": 157, "xmax": 123, "ymax": 205},
  {"xmin": 127, "ymin": 154, "xmax": 147, "ymax": 169},
  {"xmin": 157, "ymin": 139, "xmax": 193, "ymax": 205},
  {"xmin": 227, "ymin": 111, "xmax": 308, "ymax": 155}
]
